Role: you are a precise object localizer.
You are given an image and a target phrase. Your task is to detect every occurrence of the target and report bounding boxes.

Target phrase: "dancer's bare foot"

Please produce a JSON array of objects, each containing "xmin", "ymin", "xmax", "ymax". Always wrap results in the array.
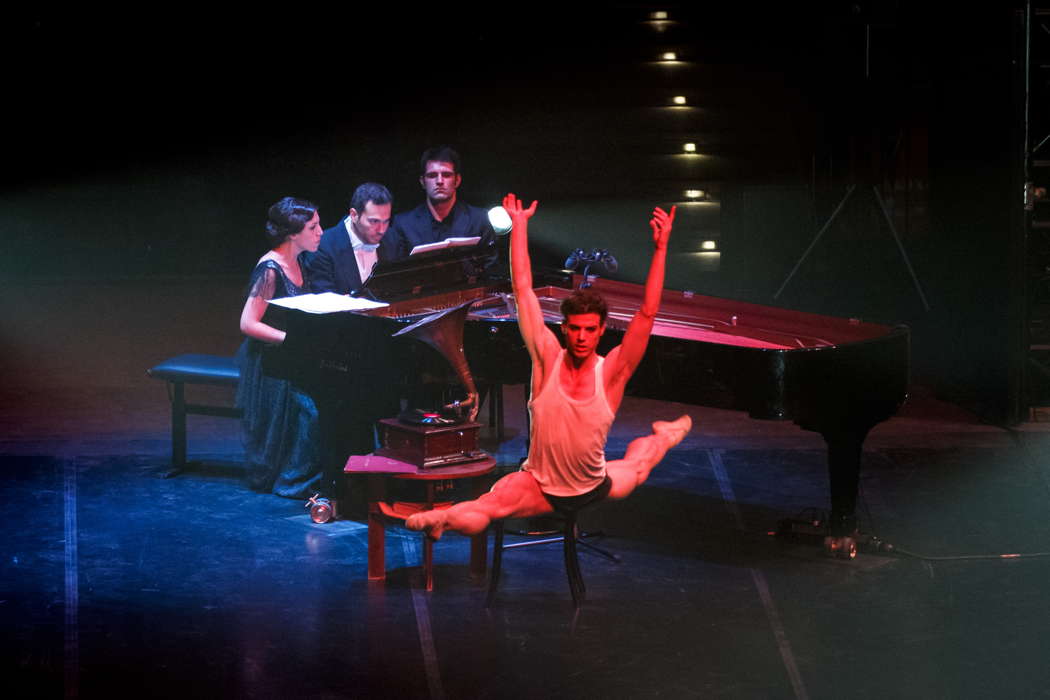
[
  {"xmin": 405, "ymin": 509, "xmax": 448, "ymax": 541},
  {"xmin": 653, "ymin": 415, "xmax": 692, "ymax": 448}
]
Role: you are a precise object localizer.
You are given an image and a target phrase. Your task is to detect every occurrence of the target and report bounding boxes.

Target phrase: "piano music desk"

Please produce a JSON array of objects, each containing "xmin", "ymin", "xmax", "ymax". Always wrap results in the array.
[{"xmin": 344, "ymin": 454, "xmax": 497, "ymax": 591}]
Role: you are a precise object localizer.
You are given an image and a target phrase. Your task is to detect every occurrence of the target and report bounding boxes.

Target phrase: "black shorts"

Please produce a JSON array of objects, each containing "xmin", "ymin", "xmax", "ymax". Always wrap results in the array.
[{"xmin": 542, "ymin": 475, "xmax": 612, "ymax": 515}]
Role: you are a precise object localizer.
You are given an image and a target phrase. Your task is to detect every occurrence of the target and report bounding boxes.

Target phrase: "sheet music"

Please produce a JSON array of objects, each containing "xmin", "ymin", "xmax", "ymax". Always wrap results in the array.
[
  {"xmin": 409, "ymin": 236, "xmax": 481, "ymax": 255},
  {"xmin": 268, "ymin": 292, "xmax": 389, "ymax": 314}
]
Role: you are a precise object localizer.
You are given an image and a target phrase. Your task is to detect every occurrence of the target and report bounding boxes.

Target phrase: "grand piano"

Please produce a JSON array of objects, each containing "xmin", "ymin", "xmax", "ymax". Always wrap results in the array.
[{"xmin": 280, "ymin": 246, "xmax": 909, "ymax": 544}]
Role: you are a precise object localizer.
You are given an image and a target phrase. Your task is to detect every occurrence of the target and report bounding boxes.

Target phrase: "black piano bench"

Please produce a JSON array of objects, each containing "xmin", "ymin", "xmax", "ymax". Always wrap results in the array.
[{"xmin": 147, "ymin": 354, "xmax": 241, "ymax": 477}]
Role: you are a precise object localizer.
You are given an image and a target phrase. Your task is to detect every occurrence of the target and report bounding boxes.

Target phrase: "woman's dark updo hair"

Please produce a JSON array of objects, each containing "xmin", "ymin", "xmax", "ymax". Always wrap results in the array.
[{"xmin": 265, "ymin": 196, "xmax": 318, "ymax": 245}]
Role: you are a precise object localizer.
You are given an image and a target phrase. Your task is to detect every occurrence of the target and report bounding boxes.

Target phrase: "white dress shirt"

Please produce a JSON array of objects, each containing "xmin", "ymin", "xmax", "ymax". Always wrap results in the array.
[{"xmin": 345, "ymin": 218, "xmax": 379, "ymax": 284}]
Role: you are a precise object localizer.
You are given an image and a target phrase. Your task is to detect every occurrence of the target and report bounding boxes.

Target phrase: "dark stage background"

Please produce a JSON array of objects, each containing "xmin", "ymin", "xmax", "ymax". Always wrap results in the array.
[{"xmin": 1, "ymin": 2, "xmax": 1024, "ymax": 421}]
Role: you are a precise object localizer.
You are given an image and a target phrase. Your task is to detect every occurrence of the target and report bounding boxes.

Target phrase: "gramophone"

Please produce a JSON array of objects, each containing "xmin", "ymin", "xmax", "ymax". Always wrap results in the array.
[{"xmin": 375, "ymin": 301, "xmax": 489, "ymax": 468}]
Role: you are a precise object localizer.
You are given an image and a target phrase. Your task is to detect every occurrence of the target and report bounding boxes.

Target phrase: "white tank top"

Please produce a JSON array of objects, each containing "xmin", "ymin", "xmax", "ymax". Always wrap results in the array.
[{"xmin": 522, "ymin": 350, "xmax": 616, "ymax": 496}]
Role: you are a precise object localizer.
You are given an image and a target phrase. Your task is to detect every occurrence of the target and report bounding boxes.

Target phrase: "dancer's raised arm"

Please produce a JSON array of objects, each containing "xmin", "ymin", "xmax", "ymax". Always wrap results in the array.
[
  {"xmin": 606, "ymin": 205, "xmax": 676, "ymax": 385},
  {"xmin": 505, "ymin": 193, "xmax": 560, "ymax": 368}
]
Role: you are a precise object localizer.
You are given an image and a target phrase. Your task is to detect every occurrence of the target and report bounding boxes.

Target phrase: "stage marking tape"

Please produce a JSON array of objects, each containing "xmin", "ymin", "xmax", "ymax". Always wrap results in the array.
[
  {"xmin": 64, "ymin": 458, "xmax": 81, "ymax": 698},
  {"xmin": 400, "ymin": 536, "xmax": 445, "ymax": 700},
  {"xmin": 709, "ymin": 449, "xmax": 810, "ymax": 700}
]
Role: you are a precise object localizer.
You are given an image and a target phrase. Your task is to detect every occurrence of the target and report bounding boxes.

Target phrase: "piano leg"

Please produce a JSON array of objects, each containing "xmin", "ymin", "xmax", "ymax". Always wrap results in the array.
[{"xmin": 819, "ymin": 420, "xmax": 876, "ymax": 548}]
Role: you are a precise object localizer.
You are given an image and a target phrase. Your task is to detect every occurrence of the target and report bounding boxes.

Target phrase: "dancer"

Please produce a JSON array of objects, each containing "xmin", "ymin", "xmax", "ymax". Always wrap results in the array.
[{"xmin": 406, "ymin": 194, "xmax": 691, "ymax": 539}]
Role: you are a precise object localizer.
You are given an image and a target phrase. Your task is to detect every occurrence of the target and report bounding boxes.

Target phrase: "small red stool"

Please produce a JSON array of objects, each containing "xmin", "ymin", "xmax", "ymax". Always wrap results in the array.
[{"xmin": 344, "ymin": 454, "xmax": 497, "ymax": 590}]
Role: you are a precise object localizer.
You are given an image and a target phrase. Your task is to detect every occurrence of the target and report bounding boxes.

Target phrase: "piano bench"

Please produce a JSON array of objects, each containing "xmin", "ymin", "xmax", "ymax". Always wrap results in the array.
[{"xmin": 147, "ymin": 354, "xmax": 242, "ymax": 476}]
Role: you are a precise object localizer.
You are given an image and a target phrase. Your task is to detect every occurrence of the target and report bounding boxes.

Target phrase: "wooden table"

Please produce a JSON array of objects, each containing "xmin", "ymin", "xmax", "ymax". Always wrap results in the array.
[{"xmin": 344, "ymin": 454, "xmax": 497, "ymax": 590}]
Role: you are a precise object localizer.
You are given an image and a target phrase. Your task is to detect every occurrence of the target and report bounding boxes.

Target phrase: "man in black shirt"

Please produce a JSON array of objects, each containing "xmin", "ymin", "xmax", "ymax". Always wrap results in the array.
[{"xmin": 379, "ymin": 145, "xmax": 497, "ymax": 262}]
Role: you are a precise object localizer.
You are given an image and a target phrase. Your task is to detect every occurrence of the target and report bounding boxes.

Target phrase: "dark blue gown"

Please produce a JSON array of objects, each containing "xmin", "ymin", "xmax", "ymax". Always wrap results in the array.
[{"xmin": 235, "ymin": 259, "xmax": 322, "ymax": 498}]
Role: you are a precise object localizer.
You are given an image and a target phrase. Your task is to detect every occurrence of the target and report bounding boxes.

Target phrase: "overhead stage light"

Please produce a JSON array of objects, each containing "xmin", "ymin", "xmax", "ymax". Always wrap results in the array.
[
  {"xmin": 683, "ymin": 142, "xmax": 697, "ymax": 153},
  {"xmin": 660, "ymin": 51, "xmax": 677, "ymax": 62},
  {"xmin": 650, "ymin": 11, "xmax": 668, "ymax": 20},
  {"xmin": 672, "ymin": 95, "xmax": 687, "ymax": 106},
  {"xmin": 685, "ymin": 189, "xmax": 705, "ymax": 199}
]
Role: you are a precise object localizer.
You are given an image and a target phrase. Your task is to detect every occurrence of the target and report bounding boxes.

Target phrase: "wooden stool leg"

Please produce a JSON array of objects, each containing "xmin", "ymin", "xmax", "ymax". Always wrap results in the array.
[{"xmin": 366, "ymin": 475, "xmax": 386, "ymax": 581}]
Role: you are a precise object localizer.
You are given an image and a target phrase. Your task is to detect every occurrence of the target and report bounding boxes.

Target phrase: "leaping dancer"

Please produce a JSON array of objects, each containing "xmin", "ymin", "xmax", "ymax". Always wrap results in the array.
[{"xmin": 406, "ymin": 194, "xmax": 691, "ymax": 540}]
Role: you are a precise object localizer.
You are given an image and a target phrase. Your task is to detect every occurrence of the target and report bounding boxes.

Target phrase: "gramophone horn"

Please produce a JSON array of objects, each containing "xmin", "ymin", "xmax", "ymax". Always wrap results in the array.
[{"xmin": 392, "ymin": 301, "xmax": 479, "ymax": 422}]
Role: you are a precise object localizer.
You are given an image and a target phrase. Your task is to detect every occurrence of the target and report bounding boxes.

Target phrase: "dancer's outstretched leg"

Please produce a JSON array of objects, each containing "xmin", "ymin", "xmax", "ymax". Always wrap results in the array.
[
  {"xmin": 405, "ymin": 470, "xmax": 553, "ymax": 540},
  {"xmin": 606, "ymin": 415, "xmax": 692, "ymax": 500}
]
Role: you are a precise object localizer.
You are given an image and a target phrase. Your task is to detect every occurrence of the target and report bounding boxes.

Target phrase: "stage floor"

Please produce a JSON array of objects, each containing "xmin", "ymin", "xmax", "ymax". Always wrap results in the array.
[{"xmin": 3, "ymin": 277, "xmax": 1050, "ymax": 699}]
